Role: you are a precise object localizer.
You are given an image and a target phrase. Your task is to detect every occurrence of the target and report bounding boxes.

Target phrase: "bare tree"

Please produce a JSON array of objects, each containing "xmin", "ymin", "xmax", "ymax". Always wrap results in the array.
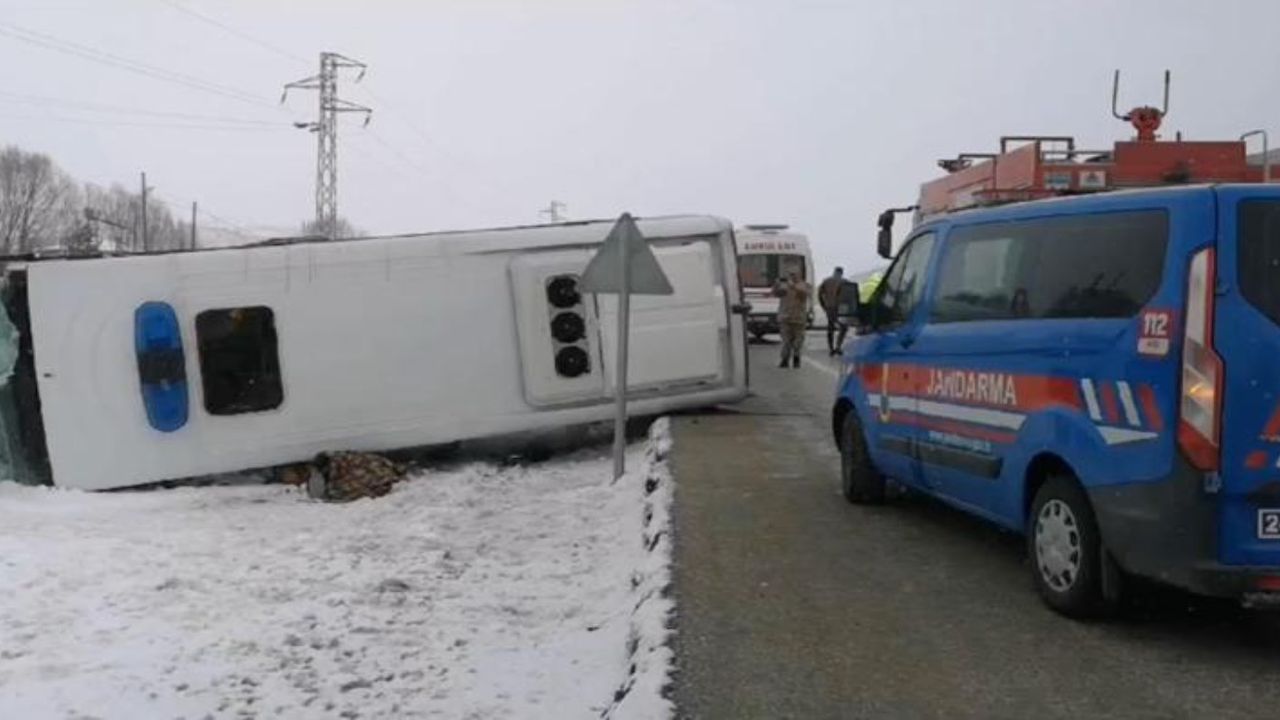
[
  {"xmin": 0, "ymin": 146, "xmax": 80, "ymax": 254},
  {"xmin": 83, "ymin": 183, "xmax": 137, "ymax": 252},
  {"xmin": 83, "ymin": 182, "xmax": 190, "ymax": 253},
  {"xmin": 0, "ymin": 144, "xmax": 196, "ymax": 256},
  {"xmin": 144, "ymin": 202, "xmax": 187, "ymax": 252}
]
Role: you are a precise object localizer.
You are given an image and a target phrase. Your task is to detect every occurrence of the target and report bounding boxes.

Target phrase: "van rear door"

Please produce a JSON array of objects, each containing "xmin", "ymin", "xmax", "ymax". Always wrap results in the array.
[{"xmin": 1212, "ymin": 186, "xmax": 1280, "ymax": 566}]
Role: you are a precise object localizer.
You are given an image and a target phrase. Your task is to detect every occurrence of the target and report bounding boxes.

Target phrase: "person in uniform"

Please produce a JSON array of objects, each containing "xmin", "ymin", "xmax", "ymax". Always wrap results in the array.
[
  {"xmin": 773, "ymin": 270, "xmax": 812, "ymax": 369},
  {"xmin": 818, "ymin": 266, "xmax": 845, "ymax": 356}
]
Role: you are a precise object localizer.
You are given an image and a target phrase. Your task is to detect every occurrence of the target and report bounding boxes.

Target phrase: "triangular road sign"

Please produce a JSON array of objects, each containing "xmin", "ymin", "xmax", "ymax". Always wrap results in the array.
[{"xmin": 579, "ymin": 213, "xmax": 674, "ymax": 295}]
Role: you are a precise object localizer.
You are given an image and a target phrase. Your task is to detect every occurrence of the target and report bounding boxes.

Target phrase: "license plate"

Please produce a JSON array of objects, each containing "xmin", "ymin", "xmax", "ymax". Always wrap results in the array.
[{"xmin": 1259, "ymin": 509, "xmax": 1280, "ymax": 539}]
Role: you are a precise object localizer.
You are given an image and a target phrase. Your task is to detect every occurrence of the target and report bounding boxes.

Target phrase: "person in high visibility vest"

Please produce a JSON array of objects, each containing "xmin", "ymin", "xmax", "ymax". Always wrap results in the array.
[{"xmin": 858, "ymin": 270, "xmax": 883, "ymax": 304}]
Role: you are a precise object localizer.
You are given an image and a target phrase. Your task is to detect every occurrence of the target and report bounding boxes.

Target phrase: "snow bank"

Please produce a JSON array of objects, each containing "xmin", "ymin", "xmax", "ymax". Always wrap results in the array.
[
  {"xmin": 0, "ymin": 421, "xmax": 676, "ymax": 719},
  {"xmin": 600, "ymin": 417, "xmax": 675, "ymax": 720}
]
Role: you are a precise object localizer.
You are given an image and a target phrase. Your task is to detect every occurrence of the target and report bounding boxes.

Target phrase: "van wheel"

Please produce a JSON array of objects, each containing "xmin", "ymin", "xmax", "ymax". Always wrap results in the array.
[
  {"xmin": 1028, "ymin": 475, "xmax": 1117, "ymax": 618},
  {"xmin": 840, "ymin": 412, "xmax": 885, "ymax": 504}
]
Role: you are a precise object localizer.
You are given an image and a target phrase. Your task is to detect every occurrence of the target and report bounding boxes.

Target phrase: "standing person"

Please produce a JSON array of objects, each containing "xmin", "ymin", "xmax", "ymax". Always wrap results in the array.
[
  {"xmin": 818, "ymin": 266, "xmax": 845, "ymax": 356},
  {"xmin": 773, "ymin": 269, "xmax": 811, "ymax": 369}
]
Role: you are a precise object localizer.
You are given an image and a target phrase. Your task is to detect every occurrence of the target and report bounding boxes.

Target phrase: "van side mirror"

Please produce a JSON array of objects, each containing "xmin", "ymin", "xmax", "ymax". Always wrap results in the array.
[
  {"xmin": 876, "ymin": 207, "xmax": 915, "ymax": 260},
  {"xmin": 836, "ymin": 281, "xmax": 867, "ymax": 325}
]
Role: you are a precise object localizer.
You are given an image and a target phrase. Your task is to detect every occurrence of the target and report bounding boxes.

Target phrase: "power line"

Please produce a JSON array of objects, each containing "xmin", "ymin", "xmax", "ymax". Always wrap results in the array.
[
  {"xmin": 0, "ymin": 20, "xmax": 277, "ymax": 108},
  {"xmin": 0, "ymin": 89, "xmax": 284, "ymax": 126},
  {"xmin": 196, "ymin": 209, "xmax": 257, "ymax": 237},
  {"xmin": 347, "ymin": 129, "xmax": 492, "ymax": 216},
  {"xmin": 362, "ymin": 128, "xmax": 434, "ymax": 177},
  {"xmin": 137, "ymin": 0, "xmax": 474, "ymax": 208},
  {"xmin": 0, "ymin": 111, "xmax": 289, "ymax": 132},
  {"xmin": 355, "ymin": 82, "xmax": 531, "ymax": 212},
  {"xmin": 155, "ymin": 0, "xmax": 311, "ymax": 67},
  {"xmin": 151, "ymin": 189, "xmax": 262, "ymax": 239},
  {"xmin": 150, "ymin": 6, "xmax": 528, "ymax": 223},
  {"xmin": 357, "ymin": 83, "xmax": 496, "ymax": 183}
]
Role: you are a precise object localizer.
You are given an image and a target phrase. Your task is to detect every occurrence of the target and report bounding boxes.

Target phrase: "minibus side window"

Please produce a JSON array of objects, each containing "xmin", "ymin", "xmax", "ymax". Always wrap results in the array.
[{"xmin": 195, "ymin": 306, "xmax": 284, "ymax": 415}]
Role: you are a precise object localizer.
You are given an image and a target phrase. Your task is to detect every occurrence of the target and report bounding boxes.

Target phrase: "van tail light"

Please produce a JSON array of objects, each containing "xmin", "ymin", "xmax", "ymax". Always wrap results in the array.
[{"xmin": 1178, "ymin": 247, "xmax": 1223, "ymax": 471}]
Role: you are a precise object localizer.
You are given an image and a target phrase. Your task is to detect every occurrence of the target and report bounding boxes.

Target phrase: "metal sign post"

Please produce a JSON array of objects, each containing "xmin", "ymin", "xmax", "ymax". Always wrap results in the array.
[
  {"xmin": 611, "ymin": 234, "xmax": 631, "ymax": 479},
  {"xmin": 580, "ymin": 213, "xmax": 673, "ymax": 479}
]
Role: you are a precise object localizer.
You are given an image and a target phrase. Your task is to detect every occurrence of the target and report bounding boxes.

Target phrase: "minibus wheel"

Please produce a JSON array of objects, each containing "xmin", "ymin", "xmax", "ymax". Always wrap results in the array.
[
  {"xmin": 1028, "ymin": 475, "xmax": 1116, "ymax": 618},
  {"xmin": 840, "ymin": 412, "xmax": 885, "ymax": 504}
]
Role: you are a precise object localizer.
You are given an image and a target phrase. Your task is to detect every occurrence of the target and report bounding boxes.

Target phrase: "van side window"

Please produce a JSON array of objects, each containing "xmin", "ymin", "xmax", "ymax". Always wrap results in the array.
[
  {"xmin": 195, "ymin": 306, "xmax": 284, "ymax": 415},
  {"xmin": 931, "ymin": 210, "xmax": 1167, "ymax": 323},
  {"xmin": 876, "ymin": 232, "xmax": 936, "ymax": 326},
  {"xmin": 1238, "ymin": 200, "xmax": 1280, "ymax": 327},
  {"xmin": 932, "ymin": 236, "xmax": 1020, "ymax": 322}
]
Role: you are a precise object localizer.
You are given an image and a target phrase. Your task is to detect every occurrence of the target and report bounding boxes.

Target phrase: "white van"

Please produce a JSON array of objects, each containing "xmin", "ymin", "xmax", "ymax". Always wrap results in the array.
[
  {"xmin": 734, "ymin": 225, "xmax": 814, "ymax": 339},
  {"xmin": 0, "ymin": 215, "xmax": 747, "ymax": 490}
]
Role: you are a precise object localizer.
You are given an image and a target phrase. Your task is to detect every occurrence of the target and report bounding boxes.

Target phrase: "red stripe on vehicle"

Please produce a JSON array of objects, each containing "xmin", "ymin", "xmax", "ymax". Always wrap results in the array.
[
  {"xmin": 858, "ymin": 364, "xmax": 880, "ymax": 387},
  {"xmin": 1099, "ymin": 383, "xmax": 1121, "ymax": 424},
  {"xmin": 1013, "ymin": 376, "xmax": 1083, "ymax": 412},
  {"xmin": 892, "ymin": 411, "xmax": 1019, "ymax": 445},
  {"xmin": 1264, "ymin": 404, "xmax": 1280, "ymax": 440},
  {"xmin": 1245, "ymin": 451, "xmax": 1269, "ymax": 470},
  {"xmin": 862, "ymin": 364, "xmax": 1082, "ymax": 413},
  {"xmin": 859, "ymin": 365, "xmax": 922, "ymax": 396},
  {"xmin": 1138, "ymin": 384, "xmax": 1163, "ymax": 432}
]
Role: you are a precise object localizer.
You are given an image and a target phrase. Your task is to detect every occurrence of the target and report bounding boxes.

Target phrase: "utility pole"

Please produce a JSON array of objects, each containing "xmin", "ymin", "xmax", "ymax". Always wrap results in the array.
[
  {"xmin": 84, "ymin": 207, "xmax": 130, "ymax": 253},
  {"xmin": 282, "ymin": 52, "xmax": 372, "ymax": 239},
  {"xmin": 540, "ymin": 200, "xmax": 567, "ymax": 223},
  {"xmin": 140, "ymin": 171, "xmax": 149, "ymax": 252},
  {"xmin": 190, "ymin": 201, "xmax": 197, "ymax": 250}
]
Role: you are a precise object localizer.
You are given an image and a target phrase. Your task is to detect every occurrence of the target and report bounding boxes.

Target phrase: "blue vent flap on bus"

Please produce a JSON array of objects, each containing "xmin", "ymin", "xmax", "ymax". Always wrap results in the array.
[{"xmin": 134, "ymin": 302, "xmax": 189, "ymax": 432}]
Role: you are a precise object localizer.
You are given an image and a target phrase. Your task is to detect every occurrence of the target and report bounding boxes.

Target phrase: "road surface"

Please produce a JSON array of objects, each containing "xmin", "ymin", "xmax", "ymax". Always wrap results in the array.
[{"xmin": 669, "ymin": 333, "xmax": 1280, "ymax": 720}]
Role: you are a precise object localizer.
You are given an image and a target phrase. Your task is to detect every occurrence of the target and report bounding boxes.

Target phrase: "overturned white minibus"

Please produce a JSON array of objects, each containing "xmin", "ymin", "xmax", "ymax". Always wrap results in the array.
[{"xmin": 0, "ymin": 215, "xmax": 747, "ymax": 490}]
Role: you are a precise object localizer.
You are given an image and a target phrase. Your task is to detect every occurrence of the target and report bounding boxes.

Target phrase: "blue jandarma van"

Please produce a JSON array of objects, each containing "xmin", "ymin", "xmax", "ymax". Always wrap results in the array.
[{"xmin": 833, "ymin": 185, "xmax": 1280, "ymax": 617}]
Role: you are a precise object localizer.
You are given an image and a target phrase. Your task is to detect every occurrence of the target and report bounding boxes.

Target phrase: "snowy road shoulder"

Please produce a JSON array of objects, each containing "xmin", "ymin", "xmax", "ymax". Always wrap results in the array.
[{"xmin": 0, "ymin": 419, "xmax": 676, "ymax": 719}]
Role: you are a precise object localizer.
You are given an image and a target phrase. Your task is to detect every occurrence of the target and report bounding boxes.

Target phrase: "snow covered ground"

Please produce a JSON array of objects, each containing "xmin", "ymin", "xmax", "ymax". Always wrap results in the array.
[{"xmin": 0, "ymin": 420, "xmax": 675, "ymax": 719}]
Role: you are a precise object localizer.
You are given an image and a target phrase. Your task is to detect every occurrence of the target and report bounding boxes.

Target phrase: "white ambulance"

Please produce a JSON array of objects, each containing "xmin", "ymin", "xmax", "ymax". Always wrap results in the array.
[{"xmin": 734, "ymin": 225, "xmax": 814, "ymax": 340}]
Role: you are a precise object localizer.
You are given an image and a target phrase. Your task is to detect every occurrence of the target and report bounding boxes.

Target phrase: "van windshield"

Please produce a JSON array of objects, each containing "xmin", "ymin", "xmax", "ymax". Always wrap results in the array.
[
  {"xmin": 1239, "ymin": 199, "xmax": 1280, "ymax": 326},
  {"xmin": 739, "ymin": 254, "xmax": 806, "ymax": 288}
]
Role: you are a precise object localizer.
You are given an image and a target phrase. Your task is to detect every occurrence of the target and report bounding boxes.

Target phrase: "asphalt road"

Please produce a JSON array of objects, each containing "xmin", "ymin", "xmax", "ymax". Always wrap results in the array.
[{"xmin": 669, "ymin": 333, "xmax": 1280, "ymax": 720}]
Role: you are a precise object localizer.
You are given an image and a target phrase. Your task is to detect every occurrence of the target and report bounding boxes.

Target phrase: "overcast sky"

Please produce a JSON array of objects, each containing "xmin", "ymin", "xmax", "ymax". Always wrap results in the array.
[{"xmin": 1, "ymin": 0, "xmax": 1278, "ymax": 273}]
